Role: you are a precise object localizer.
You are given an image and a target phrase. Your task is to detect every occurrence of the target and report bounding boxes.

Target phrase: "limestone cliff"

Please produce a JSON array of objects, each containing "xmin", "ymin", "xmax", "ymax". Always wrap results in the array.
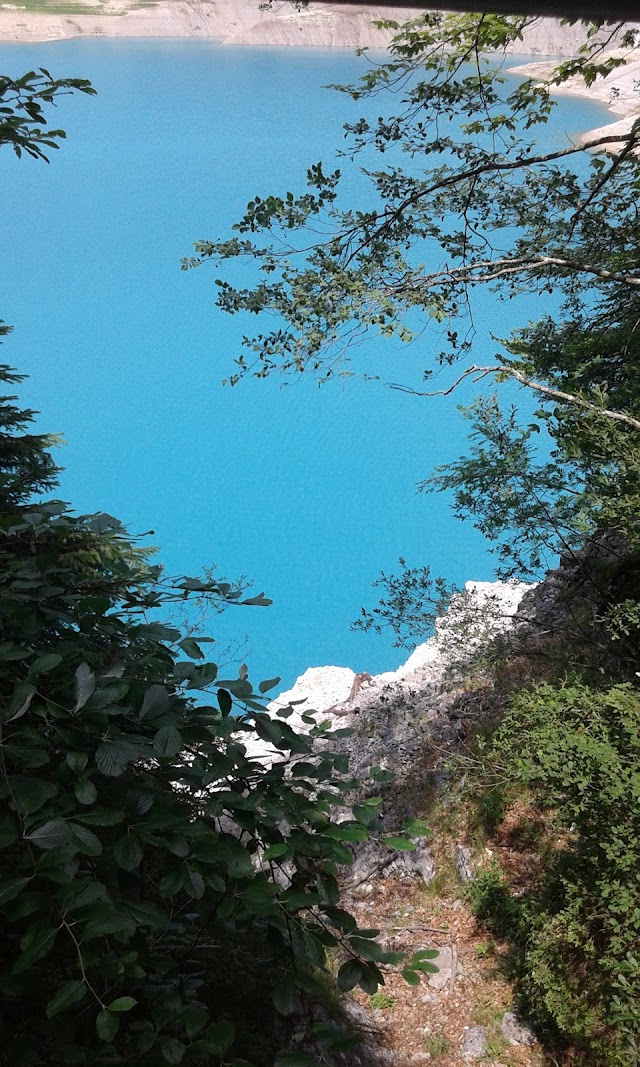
[{"xmin": 0, "ymin": 0, "xmax": 632, "ymax": 56}]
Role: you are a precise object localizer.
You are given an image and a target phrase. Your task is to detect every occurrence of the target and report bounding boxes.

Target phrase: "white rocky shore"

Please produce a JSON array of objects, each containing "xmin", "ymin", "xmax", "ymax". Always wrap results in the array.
[
  {"xmin": 510, "ymin": 42, "xmax": 640, "ymax": 151},
  {"xmin": 0, "ymin": 0, "xmax": 634, "ymax": 60},
  {"xmin": 270, "ymin": 579, "xmax": 530, "ymax": 720},
  {"xmin": 240, "ymin": 580, "xmax": 533, "ymax": 770}
]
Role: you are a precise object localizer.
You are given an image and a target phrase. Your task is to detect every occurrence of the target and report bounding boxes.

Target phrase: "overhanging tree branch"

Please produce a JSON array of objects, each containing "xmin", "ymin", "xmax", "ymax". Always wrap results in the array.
[
  {"xmin": 391, "ymin": 364, "xmax": 640, "ymax": 432},
  {"xmin": 385, "ymin": 256, "xmax": 640, "ymax": 295}
]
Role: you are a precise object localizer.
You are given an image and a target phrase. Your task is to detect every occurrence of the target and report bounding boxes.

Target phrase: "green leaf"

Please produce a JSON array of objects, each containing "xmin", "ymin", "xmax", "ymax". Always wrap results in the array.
[
  {"xmin": 75, "ymin": 808, "xmax": 123, "ymax": 826},
  {"xmin": 369, "ymin": 766, "xmax": 394, "ymax": 783},
  {"xmin": 179, "ymin": 638, "xmax": 204, "ymax": 660},
  {"xmin": 0, "ymin": 876, "xmax": 31, "ymax": 906},
  {"xmin": 337, "ymin": 960, "xmax": 363, "ymax": 992},
  {"xmin": 381, "ymin": 836, "xmax": 417, "ymax": 852},
  {"xmin": 160, "ymin": 868, "xmax": 185, "ymax": 897},
  {"xmin": 66, "ymin": 882, "xmax": 108, "ymax": 910},
  {"xmin": 161, "ymin": 1038, "xmax": 185, "ymax": 1064},
  {"xmin": 187, "ymin": 662, "xmax": 218, "ymax": 689},
  {"xmin": 402, "ymin": 818, "xmax": 431, "ymax": 837},
  {"xmin": 324, "ymin": 822, "xmax": 368, "ymax": 842},
  {"xmin": 183, "ymin": 1007, "xmax": 208, "ymax": 1038},
  {"xmin": 348, "ymin": 936, "xmax": 386, "ymax": 962},
  {"xmin": 139, "ymin": 684, "xmax": 169, "ymax": 720},
  {"xmin": 74, "ymin": 778, "xmax": 97, "ymax": 805},
  {"xmin": 254, "ymin": 716, "xmax": 287, "ymax": 748},
  {"xmin": 258, "ymin": 676, "xmax": 281, "ymax": 694},
  {"xmin": 13, "ymin": 925, "xmax": 58, "ymax": 972},
  {"xmin": 95, "ymin": 739, "xmax": 141, "ymax": 777},
  {"xmin": 317, "ymin": 872, "xmax": 340, "ymax": 905},
  {"xmin": 124, "ymin": 899, "xmax": 168, "ymax": 928},
  {"xmin": 107, "ymin": 996, "xmax": 137, "ymax": 1013},
  {"xmin": 46, "ymin": 979, "xmax": 86, "ymax": 1019},
  {"xmin": 401, "ymin": 969, "xmax": 420, "ymax": 986},
  {"xmin": 217, "ymin": 689, "xmax": 233, "ymax": 717},
  {"xmin": 82, "ymin": 907, "xmax": 132, "ymax": 939},
  {"xmin": 26, "ymin": 819, "xmax": 70, "ymax": 850},
  {"xmin": 96, "ymin": 1009, "xmax": 119, "ymax": 1043},
  {"xmin": 0, "ymin": 814, "xmax": 18, "ymax": 849},
  {"xmin": 113, "ymin": 834, "xmax": 143, "ymax": 870},
  {"xmin": 136, "ymin": 622, "xmax": 181, "ymax": 643},
  {"xmin": 0, "ymin": 643, "xmax": 33, "ymax": 662},
  {"xmin": 272, "ymin": 973, "xmax": 298, "ymax": 1016},
  {"xmin": 153, "ymin": 726, "xmax": 182, "ymax": 757},
  {"xmin": 29, "ymin": 653, "xmax": 62, "ymax": 676},
  {"xmin": 6, "ymin": 681, "xmax": 37, "ymax": 722},
  {"xmin": 205, "ymin": 1020, "xmax": 234, "ymax": 1056},
  {"xmin": 262, "ymin": 842, "xmax": 289, "ymax": 860},
  {"xmin": 66, "ymin": 751, "xmax": 88, "ymax": 774},
  {"xmin": 69, "ymin": 822, "xmax": 103, "ymax": 856},
  {"xmin": 216, "ymin": 896, "xmax": 234, "ymax": 918},
  {"xmin": 10, "ymin": 775, "xmax": 57, "ymax": 816},
  {"xmin": 240, "ymin": 593, "xmax": 272, "ymax": 607},
  {"xmin": 185, "ymin": 868, "xmax": 205, "ymax": 899},
  {"xmin": 74, "ymin": 662, "xmax": 96, "ymax": 711},
  {"xmin": 358, "ymin": 964, "xmax": 381, "ymax": 995}
]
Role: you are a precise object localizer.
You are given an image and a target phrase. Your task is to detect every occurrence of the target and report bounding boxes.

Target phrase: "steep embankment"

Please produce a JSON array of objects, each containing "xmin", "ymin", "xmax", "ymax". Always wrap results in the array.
[
  {"xmin": 0, "ymin": 0, "xmax": 630, "ymax": 56},
  {"xmin": 510, "ymin": 44, "xmax": 640, "ymax": 149},
  {"xmin": 260, "ymin": 580, "xmax": 545, "ymax": 1067}
]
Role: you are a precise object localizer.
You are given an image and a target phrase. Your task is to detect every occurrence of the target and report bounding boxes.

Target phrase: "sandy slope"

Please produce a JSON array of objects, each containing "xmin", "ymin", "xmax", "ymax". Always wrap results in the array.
[
  {"xmin": 0, "ymin": 0, "xmax": 631, "ymax": 55},
  {"xmin": 0, "ymin": 1, "xmax": 415, "ymax": 47},
  {"xmin": 510, "ymin": 45, "xmax": 640, "ymax": 149}
]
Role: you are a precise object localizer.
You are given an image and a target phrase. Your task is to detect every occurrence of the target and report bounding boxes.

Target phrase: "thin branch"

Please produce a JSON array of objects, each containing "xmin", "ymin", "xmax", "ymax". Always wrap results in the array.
[
  {"xmin": 390, "ymin": 363, "xmax": 640, "ymax": 431},
  {"xmin": 386, "ymin": 256, "xmax": 640, "ymax": 295},
  {"xmin": 60, "ymin": 918, "xmax": 104, "ymax": 1008},
  {"xmin": 341, "ymin": 128, "xmax": 639, "ymax": 269},
  {"xmin": 569, "ymin": 116, "xmax": 640, "ymax": 236}
]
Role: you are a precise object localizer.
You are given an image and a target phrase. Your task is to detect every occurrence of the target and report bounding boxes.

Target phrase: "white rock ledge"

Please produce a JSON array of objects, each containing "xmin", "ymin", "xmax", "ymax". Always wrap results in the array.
[{"xmin": 267, "ymin": 579, "xmax": 533, "ymax": 727}]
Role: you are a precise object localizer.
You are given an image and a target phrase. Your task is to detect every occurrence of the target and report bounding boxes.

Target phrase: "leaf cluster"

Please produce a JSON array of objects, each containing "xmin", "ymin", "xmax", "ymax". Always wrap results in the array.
[{"xmin": 0, "ymin": 69, "xmax": 95, "ymax": 162}]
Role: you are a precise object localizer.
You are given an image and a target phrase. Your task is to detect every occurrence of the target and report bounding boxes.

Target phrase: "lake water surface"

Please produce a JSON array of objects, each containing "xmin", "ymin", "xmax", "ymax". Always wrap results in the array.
[{"xmin": 0, "ymin": 39, "xmax": 611, "ymax": 689}]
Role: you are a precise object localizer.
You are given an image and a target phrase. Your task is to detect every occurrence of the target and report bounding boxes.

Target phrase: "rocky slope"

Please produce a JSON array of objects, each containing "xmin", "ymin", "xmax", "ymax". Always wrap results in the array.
[
  {"xmin": 0, "ymin": 0, "xmax": 632, "ymax": 56},
  {"xmin": 510, "ymin": 42, "xmax": 640, "ymax": 150},
  {"xmin": 262, "ymin": 579, "xmax": 544, "ymax": 1067}
]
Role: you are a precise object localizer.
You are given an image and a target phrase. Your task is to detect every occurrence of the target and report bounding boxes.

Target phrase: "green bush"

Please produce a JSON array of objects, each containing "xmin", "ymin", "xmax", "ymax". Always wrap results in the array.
[
  {"xmin": 464, "ymin": 861, "xmax": 522, "ymax": 941},
  {"xmin": 478, "ymin": 682, "xmax": 640, "ymax": 1064},
  {"xmin": 0, "ymin": 368, "xmax": 423, "ymax": 1065}
]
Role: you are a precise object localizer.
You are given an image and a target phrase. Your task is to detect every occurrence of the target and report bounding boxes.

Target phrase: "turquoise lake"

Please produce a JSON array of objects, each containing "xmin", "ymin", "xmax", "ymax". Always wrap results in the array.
[{"xmin": 0, "ymin": 39, "xmax": 612, "ymax": 690}]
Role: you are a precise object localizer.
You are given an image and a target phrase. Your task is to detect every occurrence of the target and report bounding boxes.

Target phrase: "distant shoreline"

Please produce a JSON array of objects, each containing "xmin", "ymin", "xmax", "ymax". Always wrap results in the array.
[
  {"xmin": 509, "ymin": 50, "xmax": 640, "ymax": 153},
  {"xmin": 1, "ymin": 4, "xmax": 637, "ymax": 147},
  {"xmin": 0, "ymin": 2, "xmax": 630, "ymax": 57}
]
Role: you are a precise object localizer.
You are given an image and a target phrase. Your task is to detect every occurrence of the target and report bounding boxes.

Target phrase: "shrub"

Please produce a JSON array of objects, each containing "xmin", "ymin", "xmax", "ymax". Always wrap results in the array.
[
  {"xmin": 480, "ymin": 682, "xmax": 640, "ymax": 1064},
  {"xmin": 0, "ymin": 368, "xmax": 418, "ymax": 1065}
]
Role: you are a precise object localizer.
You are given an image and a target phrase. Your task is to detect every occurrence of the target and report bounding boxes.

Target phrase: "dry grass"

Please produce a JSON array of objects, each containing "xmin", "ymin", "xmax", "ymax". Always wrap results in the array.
[{"xmin": 346, "ymin": 875, "xmax": 544, "ymax": 1066}]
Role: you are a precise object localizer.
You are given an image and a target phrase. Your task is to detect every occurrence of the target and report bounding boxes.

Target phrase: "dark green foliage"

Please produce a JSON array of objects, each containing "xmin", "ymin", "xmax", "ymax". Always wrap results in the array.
[
  {"xmin": 0, "ymin": 69, "xmax": 432, "ymax": 1064},
  {"xmin": 0, "ymin": 367, "xmax": 422, "ymax": 1064},
  {"xmin": 467, "ymin": 683, "xmax": 640, "ymax": 1064},
  {"xmin": 0, "ymin": 69, "xmax": 95, "ymax": 162},
  {"xmin": 464, "ymin": 861, "xmax": 522, "ymax": 941},
  {"xmin": 0, "ymin": 357, "xmax": 60, "ymax": 507}
]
